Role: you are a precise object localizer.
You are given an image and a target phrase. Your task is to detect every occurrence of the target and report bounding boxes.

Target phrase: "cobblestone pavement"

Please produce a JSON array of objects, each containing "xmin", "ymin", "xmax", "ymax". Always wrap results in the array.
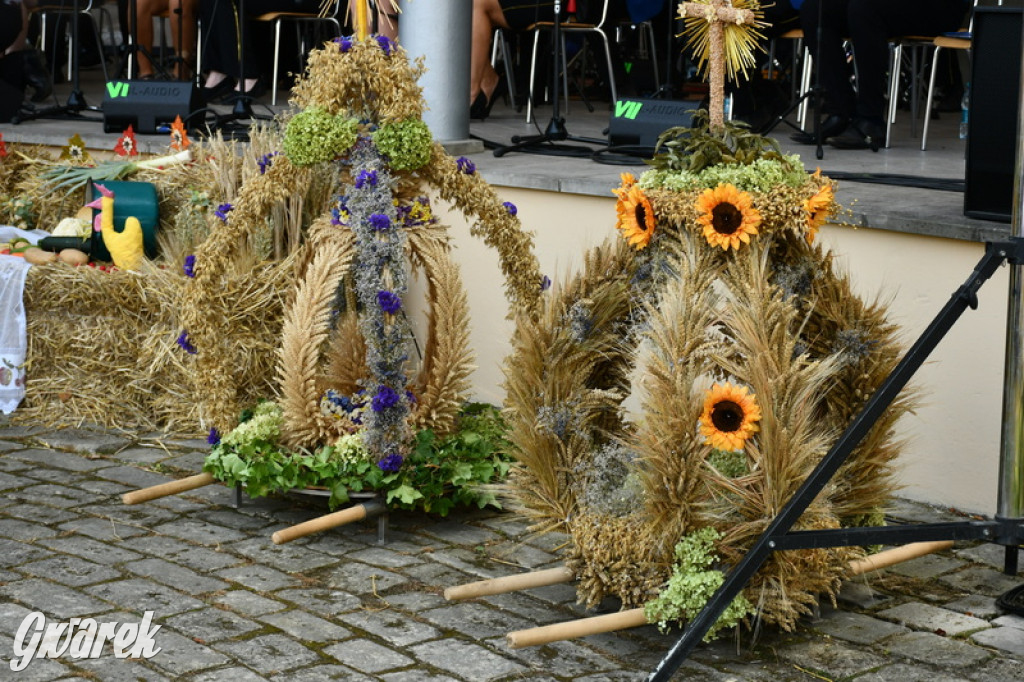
[{"xmin": 0, "ymin": 420, "xmax": 1022, "ymax": 681}]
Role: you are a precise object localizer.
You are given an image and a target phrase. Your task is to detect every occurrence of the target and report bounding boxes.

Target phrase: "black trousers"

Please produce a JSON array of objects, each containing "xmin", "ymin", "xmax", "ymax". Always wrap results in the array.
[
  {"xmin": 199, "ymin": 0, "xmax": 319, "ymax": 79},
  {"xmin": 800, "ymin": 0, "xmax": 968, "ymax": 120}
]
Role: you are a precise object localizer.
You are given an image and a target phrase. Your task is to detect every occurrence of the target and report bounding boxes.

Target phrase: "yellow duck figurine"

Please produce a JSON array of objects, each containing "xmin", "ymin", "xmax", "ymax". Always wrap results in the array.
[{"xmin": 87, "ymin": 184, "xmax": 144, "ymax": 270}]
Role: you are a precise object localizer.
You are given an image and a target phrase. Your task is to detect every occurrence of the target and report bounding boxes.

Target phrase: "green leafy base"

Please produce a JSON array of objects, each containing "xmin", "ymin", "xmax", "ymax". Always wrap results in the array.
[{"xmin": 203, "ymin": 402, "xmax": 511, "ymax": 516}]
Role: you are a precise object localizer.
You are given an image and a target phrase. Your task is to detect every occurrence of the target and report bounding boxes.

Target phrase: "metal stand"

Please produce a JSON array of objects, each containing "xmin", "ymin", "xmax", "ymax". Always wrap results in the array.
[
  {"xmin": 647, "ymin": 238, "xmax": 1024, "ymax": 681},
  {"xmin": 13, "ymin": 0, "xmax": 102, "ymax": 123},
  {"xmin": 209, "ymin": 0, "xmax": 272, "ymax": 141},
  {"xmin": 493, "ymin": 0, "xmax": 605, "ymax": 158}
]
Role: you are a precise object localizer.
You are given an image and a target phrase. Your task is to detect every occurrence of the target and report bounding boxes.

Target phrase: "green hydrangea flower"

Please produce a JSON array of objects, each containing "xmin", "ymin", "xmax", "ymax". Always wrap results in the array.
[
  {"xmin": 283, "ymin": 108, "xmax": 359, "ymax": 166},
  {"xmin": 641, "ymin": 156, "xmax": 808, "ymax": 194},
  {"xmin": 373, "ymin": 119, "xmax": 433, "ymax": 171}
]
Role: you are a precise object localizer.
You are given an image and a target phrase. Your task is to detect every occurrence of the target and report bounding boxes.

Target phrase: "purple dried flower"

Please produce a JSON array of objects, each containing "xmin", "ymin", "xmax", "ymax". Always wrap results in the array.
[
  {"xmin": 375, "ymin": 35, "xmax": 394, "ymax": 56},
  {"xmin": 335, "ymin": 35, "xmax": 353, "ymax": 52},
  {"xmin": 176, "ymin": 330, "xmax": 197, "ymax": 354},
  {"xmin": 377, "ymin": 290, "xmax": 402, "ymax": 314},
  {"xmin": 183, "ymin": 254, "xmax": 196, "ymax": 278},
  {"xmin": 214, "ymin": 203, "xmax": 233, "ymax": 222},
  {"xmin": 456, "ymin": 157, "xmax": 476, "ymax": 175},
  {"xmin": 207, "ymin": 427, "xmax": 220, "ymax": 446},
  {"xmin": 368, "ymin": 213, "xmax": 391, "ymax": 231},
  {"xmin": 502, "ymin": 201, "xmax": 517, "ymax": 216},
  {"xmin": 377, "ymin": 453, "xmax": 404, "ymax": 472},
  {"xmin": 540, "ymin": 275, "xmax": 552, "ymax": 291},
  {"xmin": 257, "ymin": 152, "xmax": 278, "ymax": 175},
  {"xmin": 405, "ymin": 389, "xmax": 417, "ymax": 404},
  {"xmin": 371, "ymin": 385, "xmax": 400, "ymax": 412},
  {"xmin": 355, "ymin": 169, "xmax": 377, "ymax": 189}
]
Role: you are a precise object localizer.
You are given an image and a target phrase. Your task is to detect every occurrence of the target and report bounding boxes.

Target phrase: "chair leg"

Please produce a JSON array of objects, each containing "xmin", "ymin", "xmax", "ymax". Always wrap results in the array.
[
  {"xmin": 271, "ymin": 19, "xmax": 282, "ymax": 105},
  {"xmin": 921, "ymin": 45, "xmax": 943, "ymax": 151},
  {"xmin": 527, "ymin": 30, "xmax": 541, "ymax": 123},
  {"xmin": 885, "ymin": 43, "xmax": 902, "ymax": 149},
  {"xmin": 596, "ymin": 30, "xmax": 618, "ymax": 109},
  {"xmin": 644, "ymin": 21, "xmax": 659, "ymax": 90},
  {"xmin": 798, "ymin": 49, "xmax": 812, "ymax": 129}
]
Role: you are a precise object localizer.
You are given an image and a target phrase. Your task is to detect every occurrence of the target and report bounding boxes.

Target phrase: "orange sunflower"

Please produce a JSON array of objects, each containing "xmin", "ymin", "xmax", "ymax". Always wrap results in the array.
[
  {"xmin": 613, "ymin": 173, "xmax": 656, "ymax": 250},
  {"xmin": 803, "ymin": 184, "xmax": 833, "ymax": 244},
  {"xmin": 699, "ymin": 382, "xmax": 762, "ymax": 451},
  {"xmin": 695, "ymin": 184, "xmax": 761, "ymax": 251}
]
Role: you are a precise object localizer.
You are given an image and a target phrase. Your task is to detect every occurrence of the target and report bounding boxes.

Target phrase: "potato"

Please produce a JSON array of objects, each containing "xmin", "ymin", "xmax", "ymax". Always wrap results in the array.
[
  {"xmin": 59, "ymin": 249, "xmax": 90, "ymax": 266},
  {"xmin": 22, "ymin": 247, "xmax": 59, "ymax": 265}
]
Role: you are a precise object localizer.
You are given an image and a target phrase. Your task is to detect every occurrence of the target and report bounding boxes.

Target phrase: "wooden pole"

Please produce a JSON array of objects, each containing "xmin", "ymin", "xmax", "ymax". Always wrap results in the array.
[
  {"xmin": 504, "ymin": 540, "xmax": 955, "ymax": 648},
  {"xmin": 355, "ymin": 0, "xmax": 368, "ymax": 40},
  {"xmin": 121, "ymin": 472, "xmax": 217, "ymax": 505},
  {"xmin": 271, "ymin": 499, "xmax": 387, "ymax": 544},
  {"xmin": 444, "ymin": 566, "xmax": 575, "ymax": 601}
]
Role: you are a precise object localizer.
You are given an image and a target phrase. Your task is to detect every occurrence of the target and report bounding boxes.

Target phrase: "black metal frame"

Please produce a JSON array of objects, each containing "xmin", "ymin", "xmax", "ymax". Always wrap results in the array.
[{"xmin": 648, "ymin": 237, "xmax": 1024, "ymax": 682}]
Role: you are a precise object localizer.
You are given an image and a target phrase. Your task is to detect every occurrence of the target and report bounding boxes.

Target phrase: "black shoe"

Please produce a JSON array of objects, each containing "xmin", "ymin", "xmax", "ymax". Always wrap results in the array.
[
  {"xmin": 829, "ymin": 118, "xmax": 885, "ymax": 151},
  {"xmin": 470, "ymin": 76, "xmax": 507, "ymax": 121},
  {"xmin": 790, "ymin": 114, "xmax": 849, "ymax": 145},
  {"xmin": 201, "ymin": 76, "xmax": 235, "ymax": 103},
  {"xmin": 19, "ymin": 49, "xmax": 52, "ymax": 103}
]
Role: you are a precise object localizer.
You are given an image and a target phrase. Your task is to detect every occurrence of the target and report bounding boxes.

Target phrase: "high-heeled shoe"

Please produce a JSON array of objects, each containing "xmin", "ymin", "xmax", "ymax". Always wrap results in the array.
[{"xmin": 469, "ymin": 76, "xmax": 507, "ymax": 121}]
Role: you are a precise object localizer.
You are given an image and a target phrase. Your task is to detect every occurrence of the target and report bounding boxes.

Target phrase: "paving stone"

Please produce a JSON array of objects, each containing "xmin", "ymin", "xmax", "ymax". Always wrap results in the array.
[
  {"xmin": 162, "ymin": 437, "xmax": 210, "ymax": 451},
  {"xmin": 992, "ymin": 613, "xmax": 1024, "ymax": 629},
  {"xmin": 2, "ymin": 578, "xmax": 113, "ymax": 619},
  {"xmin": 113, "ymin": 446, "xmax": 177, "ymax": 465},
  {"xmin": 33, "ymin": 429, "xmax": 132, "ymax": 456},
  {"xmin": 956, "ymin": 542, "xmax": 1024, "ymax": 574},
  {"xmin": 125, "ymin": 557, "xmax": 232, "ymax": 594},
  {"xmin": 847, "ymin": 663, "xmax": 972, "ymax": 682},
  {"xmin": 147, "ymin": 494, "xmax": 210, "ymax": 513},
  {"xmin": 10, "ymin": 447, "xmax": 116, "ymax": 471},
  {"xmin": 218, "ymin": 564, "xmax": 302, "ymax": 592},
  {"xmin": 0, "ymin": 423, "xmax": 45, "ymax": 438},
  {"xmin": 74, "ymin": 479, "xmax": 132, "ymax": 496},
  {"xmin": 944, "ymin": 594, "xmax": 1006, "ymax": 620},
  {"xmin": 528, "ymin": 581, "xmax": 581, "ymax": 605},
  {"xmin": 18, "ymin": 554, "xmax": 122, "ymax": 586},
  {"xmin": 878, "ymin": 602, "xmax": 991, "ymax": 636},
  {"xmin": 0, "ymin": 636, "xmax": 74, "ymax": 681},
  {"xmin": 0, "ymin": 518, "xmax": 59, "ymax": 541},
  {"xmin": 190, "ymin": 667, "xmax": 269, "ymax": 681},
  {"xmin": 418, "ymin": 602, "xmax": 534, "ymax": 639},
  {"xmin": 574, "ymin": 672, "xmax": 647, "ymax": 682},
  {"xmin": 198, "ymin": 509, "xmax": 276, "ymax": 532},
  {"xmin": 409, "ymin": 638, "xmax": 527, "ymax": 681},
  {"xmin": 4, "ymin": 502, "xmax": 82, "ymax": 526},
  {"xmin": 228, "ymin": 537, "xmax": 339, "ymax": 573},
  {"xmin": 152, "ymin": 518, "xmax": 248, "ymax": 546},
  {"xmin": 490, "ymin": 543, "xmax": 560, "ymax": 570},
  {"xmin": 272, "ymin": 664, "xmax": 375, "ymax": 681},
  {"xmin": 0, "ymin": 536, "xmax": 51, "ymax": 565},
  {"xmin": 383, "ymin": 591, "xmax": 448, "ymax": 613},
  {"xmin": 808, "ymin": 609, "xmax": 909, "ymax": 645},
  {"xmin": 0, "ymin": 439, "xmax": 28, "ymax": 452},
  {"xmin": 57, "ymin": 516, "xmax": 148, "ymax": 541},
  {"xmin": 970, "ymin": 625, "xmax": 1024, "ymax": 656},
  {"xmin": 402, "ymin": 561, "xmax": 471, "ymax": 587},
  {"xmin": 213, "ymin": 633, "xmax": 320, "ymax": 673},
  {"xmin": 380, "ymin": 671, "xmax": 462, "ymax": 682},
  {"xmin": 420, "ymin": 520, "xmax": 503, "ymax": 546},
  {"xmin": 775, "ymin": 639, "xmax": 890, "ymax": 680},
  {"xmin": 835, "ymin": 580, "xmax": 892, "ymax": 609},
  {"xmin": 84, "ymin": 578, "xmax": 205, "ymax": 616},
  {"xmin": 338, "ymin": 609, "xmax": 442, "ymax": 646},
  {"xmin": 939, "ymin": 565, "xmax": 1024, "ymax": 598},
  {"xmin": 0, "ymin": 600, "xmax": 38, "ymax": 636},
  {"xmin": 36, "ymin": 534, "xmax": 143, "ymax": 565},
  {"xmin": 326, "ymin": 561, "xmax": 408, "ymax": 594},
  {"xmin": 966, "ymin": 656, "xmax": 1024, "ymax": 681},
  {"xmin": 72, "ymin": 657, "xmax": 172, "ymax": 681},
  {"xmin": 8, "ymin": 482, "xmax": 96, "ymax": 507},
  {"xmin": 345, "ymin": 546, "xmax": 426, "ymax": 569},
  {"xmin": 886, "ymin": 552, "xmax": 966, "ymax": 579},
  {"xmin": 428, "ymin": 547, "xmax": 505, "ymax": 581},
  {"xmin": 76, "ymin": 501, "xmax": 180, "ymax": 528},
  {"xmin": 322, "ymin": 637, "xmax": 414, "ymax": 673},
  {"xmin": 886, "ymin": 631, "xmax": 994, "ymax": 668},
  {"xmin": 95, "ymin": 465, "xmax": 176, "ymax": 489},
  {"xmin": 142, "ymin": 627, "xmax": 231, "ymax": 675},
  {"xmin": 259, "ymin": 609, "xmax": 350, "ymax": 643},
  {"xmin": 0, "ymin": 470, "xmax": 36, "ymax": 491},
  {"xmin": 214, "ymin": 591, "xmax": 289, "ymax": 617},
  {"xmin": 20, "ymin": 467, "xmax": 88, "ymax": 486},
  {"xmin": 165, "ymin": 607, "xmax": 263, "ymax": 643},
  {"xmin": 273, "ymin": 588, "xmax": 362, "ymax": 617},
  {"xmin": 481, "ymin": 592, "xmax": 574, "ymax": 625},
  {"xmin": 502, "ymin": 637, "xmax": 621, "ymax": 677}
]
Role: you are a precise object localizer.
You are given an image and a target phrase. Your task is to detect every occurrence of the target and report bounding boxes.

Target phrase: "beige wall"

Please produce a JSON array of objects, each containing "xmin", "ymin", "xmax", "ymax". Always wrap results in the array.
[{"xmin": 418, "ymin": 187, "xmax": 1009, "ymax": 516}]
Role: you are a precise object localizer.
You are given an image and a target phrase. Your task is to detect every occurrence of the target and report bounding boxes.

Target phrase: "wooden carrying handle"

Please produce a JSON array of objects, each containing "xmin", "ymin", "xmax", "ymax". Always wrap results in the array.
[
  {"xmin": 507, "ymin": 608, "xmax": 648, "ymax": 649},
  {"xmin": 271, "ymin": 499, "xmax": 387, "ymax": 545},
  {"xmin": 847, "ymin": 540, "xmax": 954, "ymax": 576},
  {"xmin": 121, "ymin": 472, "xmax": 217, "ymax": 505},
  {"xmin": 444, "ymin": 566, "xmax": 575, "ymax": 601}
]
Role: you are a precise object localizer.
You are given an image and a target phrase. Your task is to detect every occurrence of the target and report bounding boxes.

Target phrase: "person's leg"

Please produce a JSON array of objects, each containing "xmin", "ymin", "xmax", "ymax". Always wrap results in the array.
[
  {"xmin": 198, "ymin": 0, "xmax": 236, "ymax": 92},
  {"xmin": 134, "ymin": 0, "xmax": 169, "ymax": 77},
  {"xmin": 169, "ymin": 0, "xmax": 198, "ymax": 79},
  {"xmin": 4, "ymin": 2, "xmax": 51, "ymax": 101},
  {"xmin": 471, "ymin": 0, "xmax": 509, "ymax": 105},
  {"xmin": 800, "ymin": 0, "xmax": 855, "ymax": 119}
]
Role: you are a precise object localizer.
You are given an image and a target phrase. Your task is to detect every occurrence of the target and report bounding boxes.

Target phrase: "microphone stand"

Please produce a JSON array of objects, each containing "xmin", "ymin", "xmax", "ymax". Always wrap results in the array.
[
  {"xmin": 13, "ymin": 0, "xmax": 102, "ymax": 123},
  {"xmin": 494, "ymin": 0, "xmax": 605, "ymax": 158}
]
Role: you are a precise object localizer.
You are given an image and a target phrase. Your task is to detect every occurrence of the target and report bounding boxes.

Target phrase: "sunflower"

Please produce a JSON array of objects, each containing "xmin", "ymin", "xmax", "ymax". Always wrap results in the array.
[
  {"xmin": 695, "ymin": 183, "xmax": 761, "ymax": 251},
  {"xmin": 613, "ymin": 177, "xmax": 656, "ymax": 250},
  {"xmin": 699, "ymin": 382, "xmax": 762, "ymax": 451},
  {"xmin": 803, "ymin": 184, "xmax": 834, "ymax": 244}
]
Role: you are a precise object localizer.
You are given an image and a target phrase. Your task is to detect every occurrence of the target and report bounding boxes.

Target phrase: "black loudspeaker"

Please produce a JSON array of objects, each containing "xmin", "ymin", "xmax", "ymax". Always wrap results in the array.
[
  {"xmin": 965, "ymin": 6, "xmax": 1022, "ymax": 223},
  {"xmin": 608, "ymin": 98, "xmax": 701, "ymax": 147},
  {"xmin": 102, "ymin": 80, "xmax": 204, "ymax": 134}
]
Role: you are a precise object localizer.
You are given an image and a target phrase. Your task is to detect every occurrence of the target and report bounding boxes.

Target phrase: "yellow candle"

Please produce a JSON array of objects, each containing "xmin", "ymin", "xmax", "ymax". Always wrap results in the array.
[{"xmin": 356, "ymin": 0, "xmax": 368, "ymax": 40}]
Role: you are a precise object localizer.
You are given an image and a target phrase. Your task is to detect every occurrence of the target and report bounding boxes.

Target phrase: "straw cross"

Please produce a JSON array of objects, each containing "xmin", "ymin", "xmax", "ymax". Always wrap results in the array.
[{"xmin": 677, "ymin": 0, "xmax": 756, "ymax": 131}]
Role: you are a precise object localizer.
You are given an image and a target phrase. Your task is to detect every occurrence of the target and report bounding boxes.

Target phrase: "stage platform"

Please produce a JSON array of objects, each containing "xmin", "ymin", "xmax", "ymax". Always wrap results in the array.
[{"xmin": 0, "ymin": 63, "xmax": 1013, "ymax": 246}]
